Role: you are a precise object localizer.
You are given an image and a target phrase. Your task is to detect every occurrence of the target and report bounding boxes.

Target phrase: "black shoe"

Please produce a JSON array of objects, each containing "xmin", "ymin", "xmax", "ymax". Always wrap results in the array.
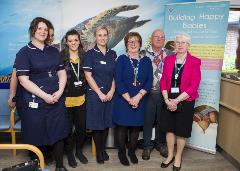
[
  {"xmin": 161, "ymin": 157, "xmax": 175, "ymax": 168},
  {"xmin": 96, "ymin": 152, "xmax": 104, "ymax": 164},
  {"xmin": 67, "ymin": 153, "xmax": 77, "ymax": 168},
  {"xmin": 173, "ymin": 164, "xmax": 181, "ymax": 171},
  {"xmin": 142, "ymin": 149, "xmax": 151, "ymax": 160},
  {"xmin": 43, "ymin": 148, "xmax": 53, "ymax": 165},
  {"xmin": 55, "ymin": 166, "xmax": 68, "ymax": 171},
  {"xmin": 118, "ymin": 151, "xmax": 130, "ymax": 166},
  {"xmin": 158, "ymin": 145, "xmax": 168, "ymax": 158},
  {"xmin": 102, "ymin": 150, "xmax": 109, "ymax": 161},
  {"xmin": 76, "ymin": 151, "xmax": 88, "ymax": 164},
  {"xmin": 128, "ymin": 152, "xmax": 138, "ymax": 164}
]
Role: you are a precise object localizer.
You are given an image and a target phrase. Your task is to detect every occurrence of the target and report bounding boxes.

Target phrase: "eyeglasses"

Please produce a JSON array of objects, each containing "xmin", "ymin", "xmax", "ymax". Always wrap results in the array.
[
  {"xmin": 175, "ymin": 41, "xmax": 188, "ymax": 46},
  {"xmin": 153, "ymin": 36, "xmax": 165, "ymax": 40},
  {"xmin": 128, "ymin": 41, "xmax": 139, "ymax": 45}
]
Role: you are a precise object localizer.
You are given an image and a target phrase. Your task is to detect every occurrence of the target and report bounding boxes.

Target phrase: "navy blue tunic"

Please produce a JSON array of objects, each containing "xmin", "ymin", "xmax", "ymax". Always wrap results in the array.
[
  {"xmin": 15, "ymin": 42, "xmax": 70, "ymax": 146},
  {"xmin": 113, "ymin": 54, "xmax": 153, "ymax": 126},
  {"xmin": 83, "ymin": 45, "xmax": 116, "ymax": 130}
]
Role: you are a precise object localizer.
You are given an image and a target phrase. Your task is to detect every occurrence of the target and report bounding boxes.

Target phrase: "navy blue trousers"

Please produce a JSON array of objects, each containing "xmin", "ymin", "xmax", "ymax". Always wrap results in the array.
[{"xmin": 143, "ymin": 91, "xmax": 166, "ymax": 149}]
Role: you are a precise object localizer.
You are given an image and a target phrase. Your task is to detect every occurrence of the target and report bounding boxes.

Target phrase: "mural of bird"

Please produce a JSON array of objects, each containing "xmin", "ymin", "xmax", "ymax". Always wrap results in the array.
[{"xmin": 58, "ymin": 5, "xmax": 151, "ymax": 51}]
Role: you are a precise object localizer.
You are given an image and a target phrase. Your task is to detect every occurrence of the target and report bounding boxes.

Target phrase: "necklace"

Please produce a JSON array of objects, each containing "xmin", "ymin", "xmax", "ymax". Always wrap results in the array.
[{"xmin": 128, "ymin": 54, "xmax": 141, "ymax": 87}]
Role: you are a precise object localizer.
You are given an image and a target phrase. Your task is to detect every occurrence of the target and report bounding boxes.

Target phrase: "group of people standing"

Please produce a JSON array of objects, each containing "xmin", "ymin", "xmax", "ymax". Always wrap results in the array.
[{"xmin": 7, "ymin": 17, "xmax": 201, "ymax": 171}]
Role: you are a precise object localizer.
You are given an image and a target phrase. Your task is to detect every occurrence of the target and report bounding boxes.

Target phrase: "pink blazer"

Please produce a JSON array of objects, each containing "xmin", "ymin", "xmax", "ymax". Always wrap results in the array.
[{"xmin": 160, "ymin": 52, "xmax": 201, "ymax": 101}]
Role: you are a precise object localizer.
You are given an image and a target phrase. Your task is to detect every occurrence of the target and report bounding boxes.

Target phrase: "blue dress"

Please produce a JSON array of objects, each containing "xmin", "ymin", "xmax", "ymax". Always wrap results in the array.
[
  {"xmin": 83, "ymin": 45, "xmax": 116, "ymax": 130},
  {"xmin": 15, "ymin": 42, "xmax": 70, "ymax": 146},
  {"xmin": 113, "ymin": 54, "xmax": 153, "ymax": 126}
]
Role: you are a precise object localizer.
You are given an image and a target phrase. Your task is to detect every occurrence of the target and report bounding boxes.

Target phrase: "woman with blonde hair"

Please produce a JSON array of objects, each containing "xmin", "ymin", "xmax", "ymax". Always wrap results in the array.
[{"xmin": 83, "ymin": 26, "xmax": 117, "ymax": 164}]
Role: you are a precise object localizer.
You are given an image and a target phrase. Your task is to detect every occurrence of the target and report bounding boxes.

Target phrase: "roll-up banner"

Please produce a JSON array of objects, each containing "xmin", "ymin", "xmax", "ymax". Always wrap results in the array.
[{"xmin": 164, "ymin": 1, "xmax": 229, "ymax": 154}]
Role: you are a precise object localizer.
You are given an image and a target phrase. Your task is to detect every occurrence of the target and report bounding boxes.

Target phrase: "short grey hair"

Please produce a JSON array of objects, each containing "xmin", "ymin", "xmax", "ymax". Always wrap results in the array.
[
  {"xmin": 151, "ymin": 29, "xmax": 165, "ymax": 38},
  {"xmin": 175, "ymin": 33, "xmax": 191, "ymax": 44}
]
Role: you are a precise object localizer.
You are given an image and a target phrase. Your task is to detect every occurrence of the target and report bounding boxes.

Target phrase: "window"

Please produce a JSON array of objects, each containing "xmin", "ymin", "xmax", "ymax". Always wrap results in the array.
[{"xmin": 222, "ymin": 9, "xmax": 240, "ymax": 71}]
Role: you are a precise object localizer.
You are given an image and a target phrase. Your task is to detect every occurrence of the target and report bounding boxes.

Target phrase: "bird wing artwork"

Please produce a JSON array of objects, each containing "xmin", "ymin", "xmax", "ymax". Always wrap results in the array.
[{"xmin": 55, "ymin": 5, "xmax": 151, "ymax": 51}]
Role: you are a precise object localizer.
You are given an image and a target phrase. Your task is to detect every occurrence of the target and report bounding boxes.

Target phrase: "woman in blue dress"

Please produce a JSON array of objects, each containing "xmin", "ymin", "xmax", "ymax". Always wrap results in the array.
[
  {"xmin": 8, "ymin": 19, "xmax": 55, "ymax": 165},
  {"xmin": 83, "ymin": 26, "xmax": 117, "ymax": 164},
  {"xmin": 114, "ymin": 32, "xmax": 153, "ymax": 166},
  {"xmin": 15, "ymin": 17, "xmax": 70, "ymax": 171}
]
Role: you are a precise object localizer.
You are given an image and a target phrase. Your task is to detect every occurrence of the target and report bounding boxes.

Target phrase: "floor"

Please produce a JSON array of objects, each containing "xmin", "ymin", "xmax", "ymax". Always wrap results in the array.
[{"xmin": 0, "ymin": 145, "xmax": 238, "ymax": 171}]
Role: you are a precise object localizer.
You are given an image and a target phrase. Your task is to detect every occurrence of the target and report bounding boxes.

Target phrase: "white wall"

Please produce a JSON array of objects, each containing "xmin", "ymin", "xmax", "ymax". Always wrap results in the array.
[
  {"xmin": 197, "ymin": 0, "xmax": 240, "ymax": 8},
  {"xmin": 230, "ymin": 0, "xmax": 240, "ymax": 7}
]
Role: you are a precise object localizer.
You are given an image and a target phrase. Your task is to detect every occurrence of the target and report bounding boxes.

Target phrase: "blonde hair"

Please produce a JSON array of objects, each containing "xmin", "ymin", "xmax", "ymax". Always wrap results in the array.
[{"xmin": 94, "ymin": 26, "xmax": 109, "ymax": 37}]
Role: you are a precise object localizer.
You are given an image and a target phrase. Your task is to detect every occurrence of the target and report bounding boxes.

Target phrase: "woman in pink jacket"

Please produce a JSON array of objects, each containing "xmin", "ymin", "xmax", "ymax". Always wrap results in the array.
[{"xmin": 159, "ymin": 33, "xmax": 201, "ymax": 171}]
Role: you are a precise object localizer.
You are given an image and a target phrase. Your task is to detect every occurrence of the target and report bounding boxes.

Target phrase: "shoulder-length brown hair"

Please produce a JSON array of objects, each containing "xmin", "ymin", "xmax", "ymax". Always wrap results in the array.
[
  {"xmin": 124, "ymin": 32, "xmax": 142, "ymax": 52},
  {"xmin": 28, "ymin": 17, "xmax": 49, "ymax": 39}
]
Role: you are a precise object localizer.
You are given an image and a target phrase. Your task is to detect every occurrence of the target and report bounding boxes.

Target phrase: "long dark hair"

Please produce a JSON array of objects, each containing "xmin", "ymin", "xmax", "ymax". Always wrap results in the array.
[
  {"xmin": 60, "ymin": 29, "xmax": 85, "ymax": 90},
  {"xmin": 61, "ymin": 29, "xmax": 84, "ymax": 63}
]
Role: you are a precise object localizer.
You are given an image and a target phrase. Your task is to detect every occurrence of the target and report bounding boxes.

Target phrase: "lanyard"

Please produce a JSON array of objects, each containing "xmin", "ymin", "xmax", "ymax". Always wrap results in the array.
[
  {"xmin": 70, "ymin": 61, "xmax": 80, "ymax": 81},
  {"xmin": 128, "ymin": 55, "xmax": 141, "ymax": 80},
  {"xmin": 174, "ymin": 56, "xmax": 186, "ymax": 87}
]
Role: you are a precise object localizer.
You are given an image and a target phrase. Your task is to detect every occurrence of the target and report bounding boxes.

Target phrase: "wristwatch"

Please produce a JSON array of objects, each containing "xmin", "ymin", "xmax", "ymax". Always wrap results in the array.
[{"xmin": 12, "ymin": 96, "xmax": 16, "ymax": 102}]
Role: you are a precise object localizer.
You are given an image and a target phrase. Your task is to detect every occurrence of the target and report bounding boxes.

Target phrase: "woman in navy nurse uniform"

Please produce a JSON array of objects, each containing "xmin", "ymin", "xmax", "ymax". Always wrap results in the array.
[
  {"xmin": 83, "ymin": 26, "xmax": 116, "ymax": 164},
  {"xmin": 15, "ymin": 17, "xmax": 70, "ymax": 171},
  {"xmin": 114, "ymin": 32, "xmax": 153, "ymax": 166}
]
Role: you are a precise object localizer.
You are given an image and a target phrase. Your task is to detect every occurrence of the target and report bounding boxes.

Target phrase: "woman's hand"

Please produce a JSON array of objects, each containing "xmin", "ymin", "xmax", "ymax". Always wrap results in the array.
[
  {"xmin": 43, "ymin": 93, "xmax": 55, "ymax": 104},
  {"xmin": 98, "ymin": 92, "xmax": 108, "ymax": 102},
  {"xmin": 129, "ymin": 93, "xmax": 142, "ymax": 108},
  {"xmin": 106, "ymin": 90, "xmax": 114, "ymax": 101},
  {"xmin": 7, "ymin": 97, "xmax": 16, "ymax": 108},
  {"xmin": 172, "ymin": 98, "xmax": 180, "ymax": 106},
  {"xmin": 166, "ymin": 99, "xmax": 177, "ymax": 111},
  {"xmin": 52, "ymin": 90, "xmax": 64, "ymax": 103}
]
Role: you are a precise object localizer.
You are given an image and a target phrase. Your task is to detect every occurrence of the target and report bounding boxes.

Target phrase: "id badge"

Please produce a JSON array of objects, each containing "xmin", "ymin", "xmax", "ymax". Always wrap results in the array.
[
  {"xmin": 29, "ymin": 102, "xmax": 38, "ymax": 109},
  {"xmin": 100, "ymin": 61, "xmax": 106, "ymax": 65},
  {"xmin": 171, "ymin": 87, "xmax": 179, "ymax": 93},
  {"xmin": 74, "ymin": 81, "xmax": 82, "ymax": 86}
]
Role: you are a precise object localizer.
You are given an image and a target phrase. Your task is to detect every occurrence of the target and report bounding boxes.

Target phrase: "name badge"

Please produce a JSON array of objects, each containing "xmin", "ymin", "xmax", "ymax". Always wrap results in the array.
[
  {"xmin": 74, "ymin": 81, "xmax": 83, "ymax": 87},
  {"xmin": 29, "ymin": 102, "xmax": 38, "ymax": 109},
  {"xmin": 171, "ymin": 87, "xmax": 179, "ymax": 93},
  {"xmin": 100, "ymin": 61, "xmax": 106, "ymax": 65},
  {"xmin": 74, "ymin": 81, "xmax": 82, "ymax": 86}
]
